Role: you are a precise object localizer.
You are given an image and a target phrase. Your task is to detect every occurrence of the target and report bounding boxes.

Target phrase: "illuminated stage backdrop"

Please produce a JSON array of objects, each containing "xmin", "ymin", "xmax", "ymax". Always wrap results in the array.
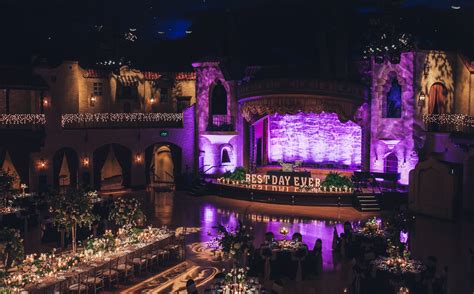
[{"xmin": 268, "ymin": 112, "xmax": 361, "ymax": 166}]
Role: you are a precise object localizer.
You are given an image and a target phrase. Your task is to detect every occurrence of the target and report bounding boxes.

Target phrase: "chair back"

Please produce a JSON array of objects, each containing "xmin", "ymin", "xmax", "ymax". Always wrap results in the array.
[{"xmin": 292, "ymin": 232, "xmax": 302, "ymax": 242}]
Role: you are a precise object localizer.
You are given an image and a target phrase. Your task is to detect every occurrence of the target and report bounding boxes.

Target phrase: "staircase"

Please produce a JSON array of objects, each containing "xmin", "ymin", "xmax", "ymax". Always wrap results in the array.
[
  {"xmin": 355, "ymin": 193, "xmax": 381, "ymax": 212},
  {"xmin": 188, "ymin": 177, "xmax": 209, "ymax": 196}
]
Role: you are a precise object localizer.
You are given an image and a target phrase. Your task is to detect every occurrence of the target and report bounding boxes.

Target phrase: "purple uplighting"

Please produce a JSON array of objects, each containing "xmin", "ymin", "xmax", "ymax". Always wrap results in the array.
[{"xmin": 268, "ymin": 112, "xmax": 362, "ymax": 166}]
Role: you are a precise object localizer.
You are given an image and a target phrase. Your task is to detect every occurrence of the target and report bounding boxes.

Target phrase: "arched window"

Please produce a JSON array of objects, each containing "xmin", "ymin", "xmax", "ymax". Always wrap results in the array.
[
  {"xmin": 384, "ymin": 153, "xmax": 398, "ymax": 174},
  {"xmin": 384, "ymin": 77, "xmax": 402, "ymax": 118},
  {"xmin": 221, "ymin": 148, "xmax": 231, "ymax": 164},
  {"xmin": 428, "ymin": 82, "xmax": 448, "ymax": 114},
  {"xmin": 211, "ymin": 81, "xmax": 227, "ymax": 115}
]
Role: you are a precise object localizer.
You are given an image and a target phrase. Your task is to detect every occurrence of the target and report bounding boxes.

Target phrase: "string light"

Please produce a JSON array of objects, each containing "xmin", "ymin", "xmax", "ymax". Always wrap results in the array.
[
  {"xmin": 61, "ymin": 113, "xmax": 183, "ymax": 128},
  {"xmin": 0, "ymin": 114, "xmax": 46, "ymax": 126},
  {"xmin": 423, "ymin": 114, "xmax": 474, "ymax": 130}
]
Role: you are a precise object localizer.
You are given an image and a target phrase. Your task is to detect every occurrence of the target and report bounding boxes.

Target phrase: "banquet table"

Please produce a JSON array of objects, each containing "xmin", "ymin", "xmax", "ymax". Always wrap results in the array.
[
  {"xmin": 370, "ymin": 256, "xmax": 426, "ymax": 293},
  {"xmin": 259, "ymin": 240, "xmax": 308, "ymax": 280},
  {"xmin": 205, "ymin": 278, "xmax": 266, "ymax": 294},
  {"xmin": 19, "ymin": 232, "xmax": 175, "ymax": 293}
]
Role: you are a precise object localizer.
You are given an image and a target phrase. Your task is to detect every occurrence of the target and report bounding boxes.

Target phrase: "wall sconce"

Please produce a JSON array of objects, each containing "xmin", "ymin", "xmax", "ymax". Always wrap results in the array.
[
  {"xmin": 149, "ymin": 96, "xmax": 156, "ymax": 104},
  {"xmin": 135, "ymin": 153, "xmax": 143, "ymax": 164},
  {"xmin": 82, "ymin": 156, "xmax": 90, "ymax": 168},
  {"xmin": 419, "ymin": 91, "xmax": 426, "ymax": 101},
  {"xmin": 90, "ymin": 94, "xmax": 97, "ymax": 107},
  {"xmin": 38, "ymin": 158, "xmax": 47, "ymax": 170},
  {"xmin": 42, "ymin": 98, "xmax": 49, "ymax": 107}
]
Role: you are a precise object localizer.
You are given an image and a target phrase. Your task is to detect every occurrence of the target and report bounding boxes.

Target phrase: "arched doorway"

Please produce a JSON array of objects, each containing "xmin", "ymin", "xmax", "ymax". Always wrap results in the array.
[
  {"xmin": 210, "ymin": 80, "xmax": 227, "ymax": 115},
  {"xmin": 93, "ymin": 144, "xmax": 131, "ymax": 190},
  {"xmin": 384, "ymin": 153, "xmax": 398, "ymax": 174},
  {"xmin": 428, "ymin": 82, "xmax": 448, "ymax": 114},
  {"xmin": 53, "ymin": 148, "xmax": 79, "ymax": 188},
  {"xmin": 145, "ymin": 143, "xmax": 182, "ymax": 187}
]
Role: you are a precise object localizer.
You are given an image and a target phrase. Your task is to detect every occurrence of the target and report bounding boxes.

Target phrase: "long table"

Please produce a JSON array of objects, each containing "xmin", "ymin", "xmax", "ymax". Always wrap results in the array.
[{"xmin": 22, "ymin": 233, "xmax": 175, "ymax": 293}]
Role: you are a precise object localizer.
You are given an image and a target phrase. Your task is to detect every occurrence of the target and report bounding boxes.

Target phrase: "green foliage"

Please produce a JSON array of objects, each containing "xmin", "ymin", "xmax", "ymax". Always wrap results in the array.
[
  {"xmin": 223, "ymin": 167, "xmax": 247, "ymax": 182},
  {"xmin": 0, "ymin": 170, "xmax": 14, "ymax": 193},
  {"xmin": 108, "ymin": 197, "xmax": 146, "ymax": 227},
  {"xmin": 321, "ymin": 172, "xmax": 353, "ymax": 188},
  {"xmin": 49, "ymin": 188, "xmax": 99, "ymax": 231},
  {"xmin": 0, "ymin": 228, "xmax": 24, "ymax": 269}
]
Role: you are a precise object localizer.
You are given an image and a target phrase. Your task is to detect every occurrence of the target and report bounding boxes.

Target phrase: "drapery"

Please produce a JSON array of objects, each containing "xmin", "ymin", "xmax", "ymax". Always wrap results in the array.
[
  {"xmin": 101, "ymin": 146, "xmax": 123, "ymax": 181},
  {"xmin": 428, "ymin": 83, "xmax": 447, "ymax": 115},
  {"xmin": 1, "ymin": 151, "xmax": 20, "ymax": 189},
  {"xmin": 59, "ymin": 153, "xmax": 71, "ymax": 186}
]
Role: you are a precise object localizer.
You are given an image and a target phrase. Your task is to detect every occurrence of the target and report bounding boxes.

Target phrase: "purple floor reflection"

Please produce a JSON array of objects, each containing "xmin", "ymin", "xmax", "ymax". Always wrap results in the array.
[{"xmin": 145, "ymin": 190, "xmax": 348, "ymax": 272}]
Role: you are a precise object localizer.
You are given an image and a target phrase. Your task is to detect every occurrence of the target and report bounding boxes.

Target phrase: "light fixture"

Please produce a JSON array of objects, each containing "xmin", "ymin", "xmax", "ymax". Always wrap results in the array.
[
  {"xmin": 38, "ymin": 158, "xmax": 47, "ymax": 170},
  {"xmin": 419, "ymin": 91, "xmax": 426, "ymax": 101},
  {"xmin": 135, "ymin": 153, "xmax": 143, "ymax": 164},
  {"xmin": 90, "ymin": 94, "xmax": 97, "ymax": 107},
  {"xmin": 43, "ymin": 98, "xmax": 49, "ymax": 107},
  {"xmin": 150, "ymin": 97, "xmax": 155, "ymax": 104},
  {"xmin": 82, "ymin": 156, "xmax": 90, "ymax": 167}
]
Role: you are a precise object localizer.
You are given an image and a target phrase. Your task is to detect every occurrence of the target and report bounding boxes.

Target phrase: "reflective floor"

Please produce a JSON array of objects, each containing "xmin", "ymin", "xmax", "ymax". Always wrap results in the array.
[{"xmin": 139, "ymin": 190, "xmax": 474, "ymax": 294}]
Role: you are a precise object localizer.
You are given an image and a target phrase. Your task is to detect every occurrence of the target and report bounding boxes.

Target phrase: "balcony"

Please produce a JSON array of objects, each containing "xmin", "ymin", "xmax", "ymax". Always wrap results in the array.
[
  {"xmin": 207, "ymin": 115, "xmax": 235, "ymax": 132},
  {"xmin": 61, "ymin": 112, "xmax": 183, "ymax": 129},
  {"xmin": 0, "ymin": 114, "xmax": 45, "ymax": 129},
  {"xmin": 423, "ymin": 114, "xmax": 474, "ymax": 134}
]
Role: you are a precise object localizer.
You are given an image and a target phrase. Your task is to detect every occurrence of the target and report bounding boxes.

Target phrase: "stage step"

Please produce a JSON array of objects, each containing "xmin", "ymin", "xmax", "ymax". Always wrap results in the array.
[{"xmin": 355, "ymin": 193, "xmax": 381, "ymax": 212}]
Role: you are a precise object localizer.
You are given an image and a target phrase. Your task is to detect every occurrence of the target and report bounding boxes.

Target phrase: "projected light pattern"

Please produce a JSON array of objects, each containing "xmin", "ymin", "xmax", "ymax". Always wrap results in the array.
[{"xmin": 268, "ymin": 112, "xmax": 361, "ymax": 166}]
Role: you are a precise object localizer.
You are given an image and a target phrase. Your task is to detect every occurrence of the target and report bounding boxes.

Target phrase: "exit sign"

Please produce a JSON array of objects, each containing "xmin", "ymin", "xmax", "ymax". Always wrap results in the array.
[{"xmin": 160, "ymin": 130, "xmax": 169, "ymax": 137}]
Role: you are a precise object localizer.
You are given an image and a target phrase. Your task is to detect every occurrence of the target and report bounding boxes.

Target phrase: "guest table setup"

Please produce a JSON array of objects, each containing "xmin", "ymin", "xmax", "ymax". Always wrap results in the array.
[
  {"xmin": 1, "ymin": 225, "xmax": 174, "ymax": 293},
  {"xmin": 206, "ymin": 268, "xmax": 265, "ymax": 294},
  {"xmin": 370, "ymin": 242, "xmax": 426, "ymax": 293}
]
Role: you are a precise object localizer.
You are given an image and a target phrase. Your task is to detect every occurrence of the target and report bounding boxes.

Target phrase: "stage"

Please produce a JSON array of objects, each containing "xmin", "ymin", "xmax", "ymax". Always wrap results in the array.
[{"xmin": 209, "ymin": 166, "xmax": 358, "ymax": 207}]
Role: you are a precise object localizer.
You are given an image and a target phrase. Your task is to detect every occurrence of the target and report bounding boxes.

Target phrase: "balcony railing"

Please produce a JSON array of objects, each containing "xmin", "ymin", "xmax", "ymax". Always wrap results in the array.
[
  {"xmin": 61, "ymin": 113, "xmax": 183, "ymax": 129},
  {"xmin": 207, "ymin": 115, "xmax": 235, "ymax": 132},
  {"xmin": 423, "ymin": 114, "xmax": 474, "ymax": 134},
  {"xmin": 0, "ymin": 114, "xmax": 45, "ymax": 129}
]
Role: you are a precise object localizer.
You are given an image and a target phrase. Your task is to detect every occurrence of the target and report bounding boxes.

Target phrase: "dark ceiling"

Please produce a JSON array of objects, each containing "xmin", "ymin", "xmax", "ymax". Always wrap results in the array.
[{"xmin": 0, "ymin": 0, "xmax": 472, "ymax": 70}]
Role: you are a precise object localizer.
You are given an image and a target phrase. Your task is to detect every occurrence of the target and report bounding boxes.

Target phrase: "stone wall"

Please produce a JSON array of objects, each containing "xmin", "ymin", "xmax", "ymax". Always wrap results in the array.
[{"xmin": 370, "ymin": 52, "xmax": 418, "ymax": 184}]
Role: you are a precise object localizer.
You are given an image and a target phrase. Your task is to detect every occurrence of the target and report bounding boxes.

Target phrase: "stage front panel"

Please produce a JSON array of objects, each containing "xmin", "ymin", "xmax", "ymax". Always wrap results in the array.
[{"xmin": 268, "ymin": 112, "xmax": 361, "ymax": 166}]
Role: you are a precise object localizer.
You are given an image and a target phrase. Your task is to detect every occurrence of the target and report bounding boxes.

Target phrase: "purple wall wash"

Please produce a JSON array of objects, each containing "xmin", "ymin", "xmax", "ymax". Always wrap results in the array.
[{"xmin": 268, "ymin": 112, "xmax": 362, "ymax": 166}]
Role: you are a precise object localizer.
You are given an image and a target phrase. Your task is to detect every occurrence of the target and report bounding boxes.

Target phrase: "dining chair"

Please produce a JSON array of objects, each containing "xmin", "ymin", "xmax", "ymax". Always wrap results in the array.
[
  {"xmin": 145, "ymin": 242, "xmax": 159, "ymax": 272},
  {"xmin": 101, "ymin": 258, "xmax": 119, "ymax": 289},
  {"xmin": 84, "ymin": 264, "xmax": 105, "ymax": 294},
  {"xmin": 117, "ymin": 253, "xmax": 134, "ymax": 282},
  {"xmin": 68, "ymin": 271, "xmax": 89, "ymax": 294},
  {"xmin": 131, "ymin": 247, "xmax": 148, "ymax": 275}
]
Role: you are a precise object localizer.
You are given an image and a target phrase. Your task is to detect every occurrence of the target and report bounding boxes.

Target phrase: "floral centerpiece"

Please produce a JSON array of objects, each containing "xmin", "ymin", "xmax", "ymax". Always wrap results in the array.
[
  {"xmin": 0, "ymin": 228, "xmax": 24, "ymax": 269},
  {"xmin": 224, "ymin": 266, "xmax": 249, "ymax": 285},
  {"xmin": 108, "ymin": 197, "xmax": 146, "ymax": 227},
  {"xmin": 321, "ymin": 172, "xmax": 353, "ymax": 190},
  {"xmin": 356, "ymin": 217, "xmax": 387, "ymax": 238},
  {"xmin": 49, "ymin": 188, "xmax": 99, "ymax": 252},
  {"xmin": 209, "ymin": 220, "xmax": 253, "ymax": 262},
  {"xmin": 373, "ymin": 241, "xmax": 425, "ymax": 275}
]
